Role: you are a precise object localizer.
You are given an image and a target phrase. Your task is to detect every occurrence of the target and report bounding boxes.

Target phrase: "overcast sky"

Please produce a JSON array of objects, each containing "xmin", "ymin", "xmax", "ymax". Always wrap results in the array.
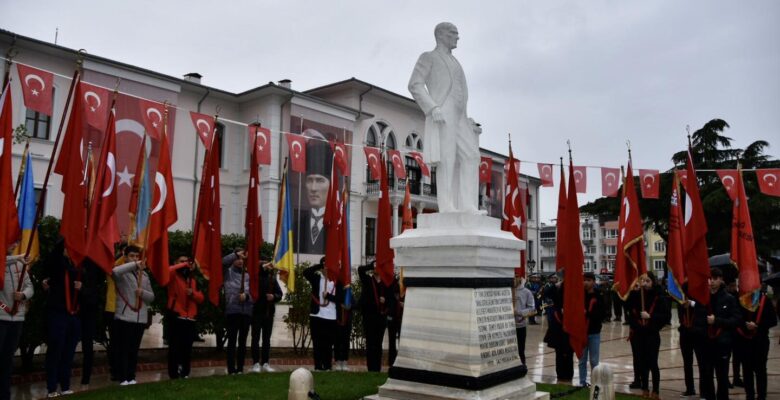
[{"xmin": 2, "ymin": 0, "xmax": 778, "ymax": 223}]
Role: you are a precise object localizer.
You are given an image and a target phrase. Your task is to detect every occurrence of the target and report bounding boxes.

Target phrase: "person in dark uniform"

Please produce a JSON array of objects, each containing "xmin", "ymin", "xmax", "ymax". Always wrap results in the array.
[
  {"xmin": 78, "ymin": 259, "xmax": 105, "ymax": 388},
  {"xmin": 725, "ymin": 281, "xmax": 743, "ymax": 388},
  {"xmin": 692, "ymin": 267, "xmax": 740, "ymax": 400},
  {"xmin": 358, "ymin": 261, "xmax": 392, "ymax": 372},
  {"xmin": 295, "ymin": 139, "xmax": 332, "ymax": 255},
  {"xmin": 627, "ymin": 271, "xmax": 670, "ymax": 398},
  {"xmin": 542, "ymin": 275, "xmax": 573, "ymax": 381},
  {"xmin": 387, "ymin": 274, "xmax": 404, "ymax": 366},
  {"xmin": 612, "ymin": 289, "xmax": 624, "ymax": 323},
  {"xmin": 677, "ymin": 283, "xmax": 697, "ymax": 397},
  {"xmin": 625, "ymin": 283, "xmax": 642, "ymax": 389},
  {"xmin": 304, "ymin": 258, "xmax": 337, "ymax": 371},
  {"xmin": 250, "ymin": 260, "xmax": 283, "ymax": 373},
  {"xmin": 735, "ymin": 287, "xmax": 777, "ymax": 400}
]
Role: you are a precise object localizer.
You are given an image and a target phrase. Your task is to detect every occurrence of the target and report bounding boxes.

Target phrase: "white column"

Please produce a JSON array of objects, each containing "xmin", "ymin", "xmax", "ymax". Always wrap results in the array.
[{"xmin": 392, "ymin": 200, "xmax": 400, "ymax": 236}]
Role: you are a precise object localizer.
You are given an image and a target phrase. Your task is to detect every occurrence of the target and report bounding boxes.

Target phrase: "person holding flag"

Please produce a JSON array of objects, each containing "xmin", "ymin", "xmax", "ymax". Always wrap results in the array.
[
  {"xmin": 304, "ymin": 257, "xmax": 337, "ymax": 371},
  {"xmin": 1, "ymin": 244, "xmax": 32, "ymax": 400},
  {"xmin": 358, "ymin": 261, "xmax": 392, "ymax": 372},
  {"xmin": 250, "ymin": 260, "xmax": 282, "ymax": 373},
  {"xmin": 222, "ymin": 249, "xmax": 253, "ymax": 375},
  {"xmin": 735, "ymin": 285, "xmax": 777, "ymax": 400},
  {"xmin": 626, "ymin": 271, "xmax": 669, "ymax": 398},
  {"xmin": 166, "ymin": 255, "xmax": 204, "ymax": 379}
]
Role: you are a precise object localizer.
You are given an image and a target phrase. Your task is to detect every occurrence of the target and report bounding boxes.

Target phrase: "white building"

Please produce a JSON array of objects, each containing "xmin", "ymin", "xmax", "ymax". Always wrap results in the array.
[{"xmin": 0, "ymin": 29, "xmax": 540, "ymax": 267}]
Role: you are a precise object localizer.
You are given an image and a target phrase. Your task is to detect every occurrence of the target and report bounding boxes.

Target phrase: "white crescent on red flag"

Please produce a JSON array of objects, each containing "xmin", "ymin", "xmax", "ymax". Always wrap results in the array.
[
  {"xmin": 409, "ymin": 151, "xmax": 429, "ymax": 177},
  {"xmin": 387, "ymin": 149, "xmax": 406, "ymax": 179},
  {"xmin": 138, "ymin": 98, "xmax": 166, "ymax": 140},
  {"xmin": 756, "ymin": 169, "xmax": 780, "ymax": 197},
  {"xmin": 572, "ymin": 166, "xmax": 587, "ymax": 193},
  {"xmin": 600, "ymin": 167, "xmax": 620, "ymax": 197},
  {"xmin": 331, "ymin": 141, "xmax": 349, "ymax": 176},
  {"xmin": 716, "ymin": 169, "xmax": 739, "ymax": 201},
  {"xmin": 80, "ymin": 82, "xmax": 111, "ymax": 130},
  {"xmin": 189, "ymin": 111, "xmax": 215, "ymax": 151},
  {"xmin": 249, "ymin": 125, "xmax": 272, "ymax": 166},
  {"xmin": 16, "ymin": 64, "xmax": 54, "ymax": 117},
  {"xmin": 286, "ymin": 134, "xmax": 307, "ymax": 173},
  {"xmin": 638, "ymin": 169, "xmax": 660, "ymax": 199},
  {"xmin": 147, "ymin": 130, "xmax": 177, "ymax": 286},
  {"xmin": 479, "ymin": 157, "xmax": 493, "ymax": 183},
  {"xmin": 537, "ymin": 163, "xmax": 554, "ymax": 187},
  {"xmin": 364, "ymin": 147, "xmax": 382, "ymax": 180}
]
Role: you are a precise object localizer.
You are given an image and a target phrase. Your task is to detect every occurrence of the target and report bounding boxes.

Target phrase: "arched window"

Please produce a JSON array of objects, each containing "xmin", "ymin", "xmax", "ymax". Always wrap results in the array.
[
  {"xmin": 405, "ymin": 135, "xmax": 413, "ymax": 148},
  {"xmin": 366, "ymin": 127, "xmax": 378, "ymax": 147},
  {"xmin": 386, "ymin": 132, "xmax": 396, "ymax": 150}
]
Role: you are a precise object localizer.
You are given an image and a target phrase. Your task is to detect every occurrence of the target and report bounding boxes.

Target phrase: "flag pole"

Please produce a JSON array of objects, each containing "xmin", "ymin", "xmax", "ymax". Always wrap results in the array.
[
  {"xmin": 13, "ymin": 139, "xmax": 30, "ymax": 200},
  {"xmin": 12, "ymin": 55, "xmax": 85, "ymax": 313}
]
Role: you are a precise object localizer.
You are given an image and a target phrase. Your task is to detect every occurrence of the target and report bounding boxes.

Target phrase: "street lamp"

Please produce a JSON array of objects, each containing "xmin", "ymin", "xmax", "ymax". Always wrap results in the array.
[{"xmin": 527, "ymin": 259, "xmax": 536, "ymax": 274}]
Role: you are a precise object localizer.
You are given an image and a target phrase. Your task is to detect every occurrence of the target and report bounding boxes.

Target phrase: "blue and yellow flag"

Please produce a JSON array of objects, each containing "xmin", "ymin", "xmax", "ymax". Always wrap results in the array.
[
  {"xmin": 16, "ymin": 152, "xmax": 38, "ymax": 261},
  {"xmin": 273, "ymin": 164, "xmax": 295, "ymax": 291},
  {"xmin": 129, "ymin": 140, "xmax": 152, "ymax": 248}
]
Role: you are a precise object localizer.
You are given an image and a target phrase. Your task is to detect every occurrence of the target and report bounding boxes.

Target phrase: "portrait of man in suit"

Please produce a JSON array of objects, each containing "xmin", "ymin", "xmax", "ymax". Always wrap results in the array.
[{"xmin": 294, "ymin": 135, "xmax": 332, "ymax": 255}]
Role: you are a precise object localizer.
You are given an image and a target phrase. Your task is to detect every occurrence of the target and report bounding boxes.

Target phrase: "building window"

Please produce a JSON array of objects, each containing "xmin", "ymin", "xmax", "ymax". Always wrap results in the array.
[
  {"xmin": 654, "ymin": 240, "xmax": 666, "ymax": 252},
  {"xmin": 583, "ymin": 229, "xmax": 591, "ymax": 240},
  {"xmin": 34, "ymin": 188, "xmax": 46, "ymax": 213},
  {"xmin": 365, "ymin": 217, "xmax": 376, "ymax": 257},
  {"xmin": 607, "ymin": 245, "xmax": 616, "ymax": 255},
  {"xmin": 215, "ymin": 123, "xmax": 226, "ymax": 169},
  {"xmin": 405, "ymin": 156, "xmax": 421, "ymax": 195},
  {"xmin": 540, "ymin": 230, "xmax": 556, "ymax": 242},
  {"xmin": 654, "ymin": 259, "xmax": 666, "ymax": 271},
  {"xmin": 606, "ymin": 229, "xmax": 618, "ymax": 238},
  {"xmin": 24, "ymin": 88, "xmax": 54, "ymax": 139}
]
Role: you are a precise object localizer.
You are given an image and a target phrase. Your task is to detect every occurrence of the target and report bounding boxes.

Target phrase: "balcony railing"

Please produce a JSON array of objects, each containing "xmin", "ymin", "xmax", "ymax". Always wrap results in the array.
[{"xmin": 365, "ymin": 178, "xmax": 436, "ymax": 198}]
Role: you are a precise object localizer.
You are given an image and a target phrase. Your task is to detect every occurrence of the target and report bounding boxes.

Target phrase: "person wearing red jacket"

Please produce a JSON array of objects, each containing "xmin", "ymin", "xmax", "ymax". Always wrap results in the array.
[{"xmin": 166, "ymin": 256, "xmax": 204, "ymax": 379}]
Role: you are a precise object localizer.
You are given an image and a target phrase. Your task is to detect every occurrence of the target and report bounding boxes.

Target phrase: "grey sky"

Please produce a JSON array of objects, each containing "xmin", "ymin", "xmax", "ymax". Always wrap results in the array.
[{"xmin": 2, "ymin": 0, "xmax": 778, "ymax": 223}]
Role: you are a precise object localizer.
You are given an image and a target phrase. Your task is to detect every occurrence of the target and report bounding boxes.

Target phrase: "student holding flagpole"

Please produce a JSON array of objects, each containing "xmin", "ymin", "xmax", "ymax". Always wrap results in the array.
[{"xmin": 1, "ymin": 244, "xmax": 32, "ymax": 400}]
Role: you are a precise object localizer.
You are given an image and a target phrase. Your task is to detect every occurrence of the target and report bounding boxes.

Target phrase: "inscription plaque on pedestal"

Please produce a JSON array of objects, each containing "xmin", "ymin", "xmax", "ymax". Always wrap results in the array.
[{"xmin": 476, "ymin": 288, "xmax": 519, "ymax": 369}]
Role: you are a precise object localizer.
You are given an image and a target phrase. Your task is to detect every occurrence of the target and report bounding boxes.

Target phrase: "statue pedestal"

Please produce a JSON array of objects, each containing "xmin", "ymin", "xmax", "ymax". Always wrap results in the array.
[{"xmin": 368, "ymin": 213, "xmax": 548, "ymax": 400}]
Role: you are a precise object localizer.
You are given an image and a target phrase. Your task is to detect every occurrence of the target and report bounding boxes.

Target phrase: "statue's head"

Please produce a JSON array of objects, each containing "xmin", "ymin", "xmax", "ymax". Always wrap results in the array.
[{"xmin": 434, "ymin": 22, "xmax": 459, "ymax": 50}]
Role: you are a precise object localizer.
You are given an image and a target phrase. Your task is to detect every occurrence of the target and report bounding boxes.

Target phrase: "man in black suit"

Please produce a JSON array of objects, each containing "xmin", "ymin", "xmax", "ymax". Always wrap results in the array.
[{"xmin": 294, "ymin": 139, "xmax": 332, "ymax": 255}]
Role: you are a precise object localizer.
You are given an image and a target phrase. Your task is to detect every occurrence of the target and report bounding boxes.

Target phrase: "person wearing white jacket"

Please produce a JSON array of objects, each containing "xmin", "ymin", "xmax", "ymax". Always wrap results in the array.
[
  {"xmin": 1, "ymin": 245, "xmax": 33, "ymax": 400},
  {"xmin": 112, "ymin": 246, "xmax": 154, "ymax": 386}
]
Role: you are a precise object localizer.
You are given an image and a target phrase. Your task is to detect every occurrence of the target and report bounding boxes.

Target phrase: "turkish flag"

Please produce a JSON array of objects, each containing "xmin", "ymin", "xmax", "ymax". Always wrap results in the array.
[
  {"xmin": 730, "ymin": 170, "xmax": 761, "ymax": 309},
  {"xmin": 85, "ymin": 104, "xmax": 120, "ymax": 273},
  {"xmin": 537, "ymin": 163, "xmax": 554, "ymax": 187},
  {"xmin": 387, "ymin": 150, "xmax": 406, "ymax": 180},
  {"xmin": 249, "ymin": 126, "xmax": 272, "ymax": 166},
  {"xmin": 331, "ymin": 141, "xmax": 349, "ymax": 176},
  {"xmin": 638, "ymin": 169, "xmax": 660, "ymax": 199},
  {"xmin": 666, "ymin": 173, "xmax": 686, "ymax": 303},
  {"xmin": 600, "ymin": 167, "xmax": 620, "ymax": 197},
  {"xmin": 716, "ymin": 169, "xmax": 738, "ymax": 201},
  {"xmin": 324, "ymin": 163, "xmax": 343, "ymax": 280},
  {"xmin": 613, "ymin": 162, "xmax": 647, "ymax": 300},
  {"xmin": 676, "ymin": 169, "xmax": 689, "ymax": 188},
  {"xmin": 562, "ymin": 161, "xmax": 586, "ymax": 358},
  {"xmin": 572, "ymin": 166, "xmax": 587, "ymax": 193},
  {"xmin": 501, "ymin": 149, "xmax": 525, "ymax": 278},
  {"xmin": 194, "ymin": 139, "xmax": 222, "ymax": 305},
  {"xmin": 402, "ymin": 181, "xmax": 413, "ymax": 232},
  {"xmin": 138, "ymin": 99, "xmax": 166, "ymax": 140},
  {"xmin": 555, "ymin": 164, "xmax": 567, "ymax": 272},
  {"xmin": 409, "ymin": 151, "xmax": 429, "ymax": 177},
  {"xmin": 17, "ymin": 64, "xmax": 54, "ymax": 116},
  {"xmin": 79, "ymin": 82, "xmax": 110, "ymax": 130},
  {"xmin": 190, "ymin": 111, "xmax": 215, "ymax": 151},
  {"xmin": 55, "ymin": 80, "xmax": 91, "ymax": 264},
  {"xmin": 682, "ymin": 150, "xmax": 710, "ymax": 306},
  {"xmin": 286, "ymin": 134, "xmax": 306, "ymax": 173},
  {"xmin": 503, "ymin": 159, "xmax": 520, "ymax": 175},
  {"xmin": 364, "ymin": 147, "xmax": 382, "ymax": 180},
  {"xmin": 146, "ymin": 131, "xmax": 178, "ymax": 287},
  {"xmin": 0, "ymin": 85, "xmax": 21, "ymax": 288},
  {"xmin": 245, "ymin": 135, "xmax": 262, "ymax": 298},
  {"xmin": 375, "ymin": 153, "xmax": 394, "ymax": 286},
  {"xmin": 479, "ymin": 157, "xmax": 493, "ymax": 183},
  {"xmin": 756, "ymin": 169, "xmax": 780, "ymax": 197}
]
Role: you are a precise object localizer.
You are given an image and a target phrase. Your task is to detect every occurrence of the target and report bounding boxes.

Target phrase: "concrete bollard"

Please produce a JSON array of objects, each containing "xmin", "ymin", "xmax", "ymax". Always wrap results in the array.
[
  {"xmin": 589, "ymin": 364, "xmax": 615, "ymax": 400},
  {"xmin": 288, "ymin": 368, "xmax": 314, "ymax": 400}
]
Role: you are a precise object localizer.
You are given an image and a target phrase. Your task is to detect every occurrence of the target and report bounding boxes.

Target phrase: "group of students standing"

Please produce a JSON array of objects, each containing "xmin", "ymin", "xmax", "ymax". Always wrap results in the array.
[{"xmin": 523, "ymin": 267, "xmax": 777, "ymax": 400}]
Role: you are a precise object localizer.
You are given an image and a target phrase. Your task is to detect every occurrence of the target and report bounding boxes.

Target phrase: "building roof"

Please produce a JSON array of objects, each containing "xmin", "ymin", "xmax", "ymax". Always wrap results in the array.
[{"xmin": 305, "ymin": 77, "xmax": 418, "ymax": 107}]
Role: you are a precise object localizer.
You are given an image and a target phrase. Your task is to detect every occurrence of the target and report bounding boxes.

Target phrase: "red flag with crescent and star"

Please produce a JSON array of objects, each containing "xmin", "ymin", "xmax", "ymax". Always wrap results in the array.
[
  {"xmin": 638, "ymin": 169, "xmax": 660, "ymax": 199},
  {"xmin": 409, "ymin": 151, "xmax": 429, "ymax": 177},
  {"xmin": 194, "ymin": 139, "xmax": 222, "ymax": 305},
  {"xmin": 676, "ymin": 169, "xmax": 689, "ymax": 188},
  {"xmin": 682, "ymin": 150, "xmax": 710, "ymax": 306},
  {"xmin": 537, "ymin": 163, "xmax": 554, "ymax": 187},
  {"xmin": 572, "ymin": 166, "xmax": 587, "ymax": 193},
  {"xmin": 562, "ymin": 160, "xmax": 586, "ymax": 358},
  {"xmin": 324, "ymin": 161, "xmax": 343, "ymax": 279},
  {"xmin": 138, "ymin": 99, "xmax": 166, "ymax": 140},
  {"xmin": 601, "ymin": 167, "xmax": 620, "ymax": 197},
  {"xmin": 375, "ymin": 153, "xmax": 394, "ymax": 286},
  {"xmin": 613, "ymin": 162, "xmax": 647, "ymax": 300},
  {"xmin": 146, "ymin": 123, "xmax": 177, "ymax": 287},
  {"xmin": 387, "ymin": 149, "xmax": 406, "ymax": 180},
  {"xmin": 332, "ymin": 141, "xmax": 349, "ymax": 176},
  {"xmin": 286, "ymin": 134, "xmax": 306, "ymax": 173},
  {"xmin": 756, "ymin": 169, "xmax": 780, "ymax": 197},
  {"xmin": 364, "ymin": 147, "xmax": 382, "ymax": 180},
  {"xmin": 190, "ymin": 111, "xmax": 215, "ymax": 151},
  {"xmin": 730, "ymin": 169, "xmax": 761, "ymax": 310},
  {"xmin": 85, "ymin": 102, "xmax": 120, "ymax": 273},
  {"xmin": 0, "ymin": 84, "xmax": 21, "ymax": 288},
  {"xmin": 80, "ymin": 82, "xmax": 110, "ymax": 130},
  {"xmin": 716, "ymin": 169, "xmax": 738, "ymax": 201},
  {"xmin": 249, "ymin": 125, "xmax": 272, "ymax": 166},
  {"xmin": 245, "ymin": 131, "xmax": 262, "ymax": 298},
  {"xmin": 501, "ymin": 147, "xmax": 525, "ymax": 277},
  {"xmin": 479, "ymin": 157, "xmax": 493, "ymax": 183},
  {"xmin": 16, "ymin": 64, "xmax": 54, "ymax": 116}
]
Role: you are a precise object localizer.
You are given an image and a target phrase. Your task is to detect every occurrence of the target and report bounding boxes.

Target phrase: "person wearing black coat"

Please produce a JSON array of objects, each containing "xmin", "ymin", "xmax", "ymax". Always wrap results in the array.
[
  {"xmin": 386, "ymin": 275, "xmax": 403, "ymax": 367},
  {"xmin": 250, "ymin": 261, "xmax": 283, "ymax": 373},
  {"xmin": 542, "ymin": 277, "xmax": 573, "ymax": 381},
  {"xmin": 358, "ymin": 262, "xmax": 393, "ymax": 372},
  {"xmin": 676, "ymin": 283, "xmax": 697, "ymax": 397},
  {"xmin": 692, "ymin": 267, "xmax": 741, "ymax": 400},
  {"xmin": 735, "ymin": 289, "xmax": 777, "ymax": 400},
  {"xmin": 304, "ymin": 258, "xmax": 337, "ymax": 371},
  {"xmin": 627, "ymin": 272, "xmax": 670, "ymax": 398},
  {"xmin": 77, "ymin": 259, "xmax": 105, "ymax": 387}
]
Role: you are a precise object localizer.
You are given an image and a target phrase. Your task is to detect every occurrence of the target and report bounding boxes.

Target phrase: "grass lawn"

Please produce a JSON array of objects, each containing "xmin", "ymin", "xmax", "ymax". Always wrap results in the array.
[{"xmin": 69, "ymin": 372, "xmax": 643, "ymax": 399}]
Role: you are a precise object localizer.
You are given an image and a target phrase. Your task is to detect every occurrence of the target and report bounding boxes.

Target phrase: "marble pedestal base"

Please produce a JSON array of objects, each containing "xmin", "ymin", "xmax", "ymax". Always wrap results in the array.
[{"xmin": 370, "ymin": 212, "xmax": 544, "ymax": 400}]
